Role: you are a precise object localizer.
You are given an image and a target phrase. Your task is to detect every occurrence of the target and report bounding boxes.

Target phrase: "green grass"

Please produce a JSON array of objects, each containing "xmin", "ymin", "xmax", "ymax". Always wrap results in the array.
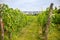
[{"xmin": 12, "ymin": 16, "xmax": 42, "ymax": 40}]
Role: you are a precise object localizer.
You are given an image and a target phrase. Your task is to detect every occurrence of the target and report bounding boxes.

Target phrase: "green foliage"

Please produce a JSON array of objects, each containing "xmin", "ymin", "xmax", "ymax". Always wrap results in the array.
[
  {"xmin": 37, "ymin": 11, "xmax": 48, "ymax": 27},
  {"xmin": 37, "ymin": 8, "xmax": 60, "ymax": 40},
  {"xmin": 0, "ymin": 4, "xmax": 60, "ymax": 40},
  {"xmin": 52, "ymin": 14, "xmax": 60, "ymax": 24},
  {"xmin": 0, "ymin": 4, "xmax": 27, "ymax": 40},
  {"xmin": 2, "ymin": 7, "xmax": 27, "ymax": 32}
]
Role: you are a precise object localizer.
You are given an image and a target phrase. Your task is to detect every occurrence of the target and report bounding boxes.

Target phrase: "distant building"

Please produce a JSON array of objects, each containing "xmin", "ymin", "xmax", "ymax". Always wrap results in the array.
[{"xmin": 23, "ymin": 11, "xmax": 41, "ymax": 14}]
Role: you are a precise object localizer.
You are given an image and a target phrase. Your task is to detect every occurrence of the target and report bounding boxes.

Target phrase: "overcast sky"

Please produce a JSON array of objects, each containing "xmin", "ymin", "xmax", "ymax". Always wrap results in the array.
[{"xmin": 0, "ymin": 0, "xmax": 60, "ymax": 11}]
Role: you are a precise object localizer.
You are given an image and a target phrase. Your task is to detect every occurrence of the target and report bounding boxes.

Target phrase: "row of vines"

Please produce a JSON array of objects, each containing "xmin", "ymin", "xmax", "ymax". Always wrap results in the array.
[{"xmin": 0, "ymin": 4, "xmax": 60, "ymax": 40}]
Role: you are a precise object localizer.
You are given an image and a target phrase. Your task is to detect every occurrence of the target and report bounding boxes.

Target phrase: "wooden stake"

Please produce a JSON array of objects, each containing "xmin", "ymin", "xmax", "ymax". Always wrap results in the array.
[
  {"xmin": 0, "ymin": 4, "xmax": 4, "ymax": 40},
  {"xmin": 43, "ymin": 3, "xmax": 53, "ymax": 40},
  {"xmin": 0, "ymin": 18, "xmax": 4, "ymax": 40}
]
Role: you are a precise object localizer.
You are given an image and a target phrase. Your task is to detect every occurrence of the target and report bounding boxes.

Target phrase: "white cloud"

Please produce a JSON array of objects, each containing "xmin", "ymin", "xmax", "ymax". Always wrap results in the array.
[{"xmin": 0, "ymin": 0, "xmax": 60, "ymax": 11}]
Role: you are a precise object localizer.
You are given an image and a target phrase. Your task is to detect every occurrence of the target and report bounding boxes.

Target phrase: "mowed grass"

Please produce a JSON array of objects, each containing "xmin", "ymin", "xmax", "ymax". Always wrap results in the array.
[{"xmin": 12, "ymin": 16, "xmax": 42, "ymax": 40}]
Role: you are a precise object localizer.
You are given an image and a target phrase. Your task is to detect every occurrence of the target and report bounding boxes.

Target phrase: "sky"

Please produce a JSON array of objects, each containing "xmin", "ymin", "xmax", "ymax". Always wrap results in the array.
[{"xmin": 0, "ymin": 0, "xmax": 60, "ymax": 11}]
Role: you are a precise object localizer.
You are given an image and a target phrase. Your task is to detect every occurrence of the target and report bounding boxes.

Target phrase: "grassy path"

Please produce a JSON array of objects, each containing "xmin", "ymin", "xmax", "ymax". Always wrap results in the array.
[{"xmin": 17, "ymin": 16, "xmax": 42, "ymax": 40}]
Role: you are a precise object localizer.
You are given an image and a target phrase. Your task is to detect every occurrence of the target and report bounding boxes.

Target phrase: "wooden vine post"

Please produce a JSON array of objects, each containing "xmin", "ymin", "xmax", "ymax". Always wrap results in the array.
[
  {"xmin": 43, "ymin": 3, "xmax": 53, "ymax": 40},
  {"xmin": 0, "ymin": 4, "xmax": 4, "ymax": 40}
]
